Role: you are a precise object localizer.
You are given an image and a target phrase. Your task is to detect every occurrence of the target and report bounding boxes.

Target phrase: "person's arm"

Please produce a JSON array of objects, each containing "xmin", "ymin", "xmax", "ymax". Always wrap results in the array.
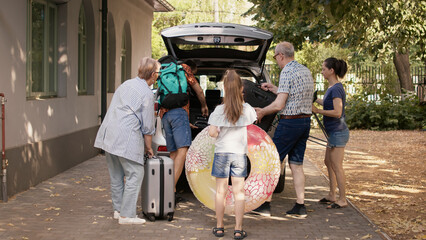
[
  {"xmin": 144, "ymin": 135, "xmax": 154, "ymax": 157},
  {"xmin": 192, "ymin": 82, "xmax": 209, "ymax": 117},
  {"xmin": 314, "ymin": 97, "xmax": 343, "ymax": 118},
  {"xmin": 315, "ymin": 98, "xmax": 324, "ymax": 105},
  {"xmin": 260, "ymin": 82, "xmax": 278, "ymax": 94},
  {"xmin": 182, "ymin": 64, "xmax": 209, "ymax": 117},
  {"xmin": 255, "ymin": 93, "xmax": 288, "ymax": 122},
  {"xmin": 208, "ymin": 125, "xmax": 220, "ymax": 138},
  {"xmin": 138, "ymin": 87, "xmax": 156, "ymax": 157}
]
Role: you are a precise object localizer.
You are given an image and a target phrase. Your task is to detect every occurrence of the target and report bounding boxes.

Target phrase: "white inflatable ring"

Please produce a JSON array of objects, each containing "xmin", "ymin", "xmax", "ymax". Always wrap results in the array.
[{"xmin": 185, "ymin": 124, "xmax": 280, "ymax": 214}]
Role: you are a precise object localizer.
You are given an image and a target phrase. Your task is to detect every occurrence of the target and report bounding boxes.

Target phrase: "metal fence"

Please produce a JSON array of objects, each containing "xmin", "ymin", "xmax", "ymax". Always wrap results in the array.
[{"xmin": 265, "ymin": 64, "xmax": 426, "ymax": 102}]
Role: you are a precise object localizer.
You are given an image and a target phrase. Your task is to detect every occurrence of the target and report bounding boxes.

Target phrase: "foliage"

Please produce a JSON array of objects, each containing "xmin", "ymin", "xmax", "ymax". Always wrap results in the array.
[
  {"xmin": 246, "ymin": 0, "xmax": 426, "ymax": 93},
  {"xmin": 345, "ymin": 94, "xmax": 426, "ymax": 130},
  {"xmin": 267, "ymin": 41, "xmax": 352, "ymax": 86},
  {"xmin": 246, "ymin": 0, "xmax": 426, "ymax": 61},
  {"xmin": 206, "ymin": 80, "xmax": 217, "ymax": 90},
  {"xmin": 152, "ymin": 0, "xmax": 252, "ymax": 59},
  {"xmin": 296, "ymin": 42, "xmax": 352, "ymax": 80}
]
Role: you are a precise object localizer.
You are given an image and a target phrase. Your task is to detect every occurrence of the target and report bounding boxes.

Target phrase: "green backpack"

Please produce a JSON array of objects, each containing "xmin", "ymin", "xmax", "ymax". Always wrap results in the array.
[{"xmin": 157, "ymin": 61, "xmax": 188, "ymax": 109}]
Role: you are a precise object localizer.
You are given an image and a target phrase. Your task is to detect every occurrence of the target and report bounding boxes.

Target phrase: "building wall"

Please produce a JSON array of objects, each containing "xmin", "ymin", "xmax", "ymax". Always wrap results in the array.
[
  {"xmin": 0, "ymin": 0, "xmax": 155, "ymax": 198},
  {"xmin": 106, "ymin": 0, "xmax": 154, "ymax": 105}
]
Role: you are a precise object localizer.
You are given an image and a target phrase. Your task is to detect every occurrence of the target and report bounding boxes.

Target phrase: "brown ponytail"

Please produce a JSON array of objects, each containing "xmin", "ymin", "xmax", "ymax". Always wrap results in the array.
[{"xmin": 222, "ymin": 70, "xmax": 244, "ymax": 125}]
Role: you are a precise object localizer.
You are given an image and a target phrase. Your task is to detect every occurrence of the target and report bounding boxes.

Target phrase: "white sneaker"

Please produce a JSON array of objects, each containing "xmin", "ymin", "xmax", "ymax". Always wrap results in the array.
[
  {"xmin": 113, "ymin": 211, "xmax": 120, "ymax": 219},
  {"xmin": 118, "ymin": 216, "xmax": 146, "ymax": 225}
]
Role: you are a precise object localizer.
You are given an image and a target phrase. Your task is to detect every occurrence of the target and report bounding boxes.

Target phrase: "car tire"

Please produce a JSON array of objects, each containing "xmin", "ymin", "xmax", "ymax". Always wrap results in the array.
[{"xmin": 273, "ymin": 163, "xmax": 286, "ymax": 193}]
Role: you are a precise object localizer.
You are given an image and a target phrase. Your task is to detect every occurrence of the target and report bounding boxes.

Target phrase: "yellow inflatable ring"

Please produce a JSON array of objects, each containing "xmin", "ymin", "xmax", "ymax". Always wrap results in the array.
[{"xmin": 185, "ymin": 124, "xmax": 280, "ymax": 214}]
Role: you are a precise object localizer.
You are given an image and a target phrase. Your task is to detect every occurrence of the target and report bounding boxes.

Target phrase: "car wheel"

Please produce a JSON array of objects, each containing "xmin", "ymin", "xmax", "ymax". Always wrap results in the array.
[{"xmin": 273, "ymin": 163, "xmax": 286, "ymax": 193}]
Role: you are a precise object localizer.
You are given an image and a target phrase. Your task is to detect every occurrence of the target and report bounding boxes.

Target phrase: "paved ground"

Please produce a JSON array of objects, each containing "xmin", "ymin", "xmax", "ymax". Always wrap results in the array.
[{"xmin": 0, "ymin": 154, "xmax": 387, "ymax": 240}]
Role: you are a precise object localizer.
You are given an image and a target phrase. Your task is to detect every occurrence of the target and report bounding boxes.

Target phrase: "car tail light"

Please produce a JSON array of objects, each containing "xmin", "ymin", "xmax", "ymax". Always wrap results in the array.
[{"xmin": 157, "ymin": 146, "xmax": 167, "ymax": 152}]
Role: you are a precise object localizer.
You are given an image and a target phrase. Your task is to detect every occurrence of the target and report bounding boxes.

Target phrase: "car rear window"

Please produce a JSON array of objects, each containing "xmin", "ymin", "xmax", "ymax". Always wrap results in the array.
[{"xmin": 195, "ymin": 69, "xmax": 256, "ymax": 95}]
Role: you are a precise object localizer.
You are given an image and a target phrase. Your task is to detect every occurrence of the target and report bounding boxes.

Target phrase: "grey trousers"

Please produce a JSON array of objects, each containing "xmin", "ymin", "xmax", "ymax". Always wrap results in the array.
[{"xmin": 105, "ymin": 152, "xmax": 144, "ymax": 218}]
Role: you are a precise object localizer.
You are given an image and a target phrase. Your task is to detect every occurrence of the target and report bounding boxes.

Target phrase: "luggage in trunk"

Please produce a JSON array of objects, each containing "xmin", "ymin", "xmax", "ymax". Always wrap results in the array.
[{"xmin": 243, "ymin": 80, "xmax": 277, "ymax": 132}]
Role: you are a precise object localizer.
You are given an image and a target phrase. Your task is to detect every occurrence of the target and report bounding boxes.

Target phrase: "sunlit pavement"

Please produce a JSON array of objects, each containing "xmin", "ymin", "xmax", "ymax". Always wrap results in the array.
[{"xmin": 0, "ymin": 154, "xmax": 386, "ymax": 240}]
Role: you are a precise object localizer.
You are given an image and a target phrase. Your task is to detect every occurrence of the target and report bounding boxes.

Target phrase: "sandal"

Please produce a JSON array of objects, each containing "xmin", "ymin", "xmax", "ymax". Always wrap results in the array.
[
  {"xmin": 318, "ymin": 198, "xmax": 334, "ymax": 204},
  {"xmin": 233, "ymin": 230, "xmax": 247, "ymax": 239},
  {"xmin": 326, "ymin": 203, "xmax": 348, "ymax": 209},
  {"xmin": 212, "ymin": 227, "xmax": 225, "ymax": 237}
]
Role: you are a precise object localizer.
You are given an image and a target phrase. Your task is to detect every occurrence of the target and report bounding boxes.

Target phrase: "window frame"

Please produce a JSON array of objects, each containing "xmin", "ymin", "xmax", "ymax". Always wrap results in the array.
[
  {"xmin": 27, "ymin": 0, "xmax": 58, "ymax": 99},
  {"xmin": 78, "ymin": 3, "xmax": 88, "ymax": 95},
  {"xmin": 120, "ymin": 31, "xmax": 127, "ymax": 83}
]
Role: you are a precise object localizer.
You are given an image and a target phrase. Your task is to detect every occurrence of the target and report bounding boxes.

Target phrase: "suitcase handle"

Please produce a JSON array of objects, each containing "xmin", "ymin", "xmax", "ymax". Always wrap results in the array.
[{"xmin": 144, "ymin": 154, "xmax": 159, "ymax": 165}]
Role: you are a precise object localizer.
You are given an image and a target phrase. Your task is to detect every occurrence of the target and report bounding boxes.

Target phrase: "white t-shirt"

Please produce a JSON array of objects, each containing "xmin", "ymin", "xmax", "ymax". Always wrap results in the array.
[{"xmin": 208, "ymin": 103, "xmax": 257, "ymax": 154}]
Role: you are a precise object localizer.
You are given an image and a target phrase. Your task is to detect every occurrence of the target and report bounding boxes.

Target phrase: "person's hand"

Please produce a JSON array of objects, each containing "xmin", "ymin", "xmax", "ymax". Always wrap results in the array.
[
  {"xmin": 312, "ymin": 104, "xmax": 319, "ymax": 114},
  {"xmin": 190, "ymin": 123, "xmax": 198, "ymax": 129},
  {"xmin": 201, "ymin": 105, "xmax": 209, "ymax": 117},
  {"xmin": 145, "ymin": 147, "xmax": 154, "ymax": 158},
  {"xmin": 260, "ymin": 82, "xmax": 275, "ymax": 92},
  {"xmin": 254, "ymin": 107, "xmax": 265, "ymax": 123}
]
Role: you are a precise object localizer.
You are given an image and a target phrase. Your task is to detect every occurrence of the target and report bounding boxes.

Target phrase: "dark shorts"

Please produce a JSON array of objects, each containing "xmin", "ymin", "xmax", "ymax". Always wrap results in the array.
[
  {"xmin": 211, "ymin": 153, "xmax": 248, "ymax": 178},
  {"xmin": 162, "ymin": 108, "xmax": 191, "ymax": 152},
  {"xmin": 273, "ymin": 117, "xmax": 311, "ymax": 165},
  {"xmin": 327, "ymin": 128, "xmax": 350, "ymax": 148}
]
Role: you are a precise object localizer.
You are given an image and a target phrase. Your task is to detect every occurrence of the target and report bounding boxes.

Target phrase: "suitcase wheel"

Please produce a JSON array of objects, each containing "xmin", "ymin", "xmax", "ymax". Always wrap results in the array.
[
  {"xmin": 145, "ymin": 213, "xmax": 156, "ymax": 222},
  {"xmin": 167, "ymin": 213, "xmax": 174, "ymax": 221}
]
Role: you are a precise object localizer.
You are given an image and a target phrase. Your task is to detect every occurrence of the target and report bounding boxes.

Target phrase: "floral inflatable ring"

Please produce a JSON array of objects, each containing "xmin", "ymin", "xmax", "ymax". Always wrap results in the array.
[{"xmin": 185, "ymin": 124, "xmax": 281, "ymax": 214}]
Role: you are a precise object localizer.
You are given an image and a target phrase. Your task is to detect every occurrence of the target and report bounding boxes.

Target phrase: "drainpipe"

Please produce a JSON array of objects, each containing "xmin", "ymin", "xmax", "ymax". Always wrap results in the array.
[
  {"xmin": 0, "ymin": 93, "xmax": 7, "ymax": 203},
  {"xmin": 100, "ymin": 0, "xmax": 107, "ymax": 121}
]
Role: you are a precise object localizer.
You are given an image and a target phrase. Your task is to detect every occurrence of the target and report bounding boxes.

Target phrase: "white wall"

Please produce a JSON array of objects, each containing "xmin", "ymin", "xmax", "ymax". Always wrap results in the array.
[
  {"xmin": 106, "ymin": 0, "xmax": 154, "ymax": 106},
  {"xmin": 0, "ymin": 0, "xmax": 154, "ymax": 149}
]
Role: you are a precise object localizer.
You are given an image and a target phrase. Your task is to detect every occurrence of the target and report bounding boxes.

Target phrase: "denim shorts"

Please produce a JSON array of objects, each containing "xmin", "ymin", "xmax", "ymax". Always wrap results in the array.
[
  {"xmin": 273, "ymin": 117, "xmax": 311, "ymax": 165},
  {"xmin": 211, "ymin": 153, "xmax": 248, "ymax": 178},
  {"xmin": 327, "ymin": 128, "xmax": 350, "ymax": 148},
  {"xmin": 162, "ymin": 108, "xmax": 191, "ymax": 152}
]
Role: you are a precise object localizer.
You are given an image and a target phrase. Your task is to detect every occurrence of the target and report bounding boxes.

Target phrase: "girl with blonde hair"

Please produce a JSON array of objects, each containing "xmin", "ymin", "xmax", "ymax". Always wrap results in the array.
[{"xmin": 208, "ymin": 70, "xmax": 257, "ymax": 239}]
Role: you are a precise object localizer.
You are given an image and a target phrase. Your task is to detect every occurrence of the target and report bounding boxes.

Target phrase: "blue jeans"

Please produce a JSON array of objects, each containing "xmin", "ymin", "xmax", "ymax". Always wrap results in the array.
[
  {"xmin": 211, "ymin": 153, "xmax": 248, "ymax": 178},
  {"xmin": 105, "ymin": 152, "xmax": 144, "ymax": 218},
  {"xmin": 162, "ymin": 108, "xmax": 192, "ymax": 152},
  {"xmin": 273, "ymin": 118, "xmax": 311, "ymax": 165}
]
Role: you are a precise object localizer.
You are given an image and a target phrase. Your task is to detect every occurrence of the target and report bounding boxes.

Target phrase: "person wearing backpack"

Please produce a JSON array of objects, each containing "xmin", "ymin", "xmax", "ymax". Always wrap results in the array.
[{"xmin": 158, "ymin": 58, "xmax": 208, "ymax": 202}]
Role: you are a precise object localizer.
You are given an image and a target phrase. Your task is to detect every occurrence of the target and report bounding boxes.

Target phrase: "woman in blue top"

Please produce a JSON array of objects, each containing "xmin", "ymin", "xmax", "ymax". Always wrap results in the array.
[{"xmin": 312, "ymin": 58, "xmax": 350, "ymax": 209}]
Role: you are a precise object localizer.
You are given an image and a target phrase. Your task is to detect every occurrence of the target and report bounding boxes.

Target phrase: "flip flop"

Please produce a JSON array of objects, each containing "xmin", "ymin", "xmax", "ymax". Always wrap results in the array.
[
  {"xmin": 327, "ymin": 203, "xmax": 348, "ymax": 209},
  {"xmin": 318, "ymin": 198, "xmax": 334, "ymax": 204}
]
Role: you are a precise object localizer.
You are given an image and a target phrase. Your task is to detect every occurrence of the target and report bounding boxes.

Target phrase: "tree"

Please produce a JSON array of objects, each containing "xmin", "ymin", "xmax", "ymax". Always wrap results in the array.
[
  {"xmin": 152, "ymin": 0, "xmax": 252, "ymax": 59},
  {"xmin": 246, "ymin": 0, "xmax": 426, "ymax": 93}
]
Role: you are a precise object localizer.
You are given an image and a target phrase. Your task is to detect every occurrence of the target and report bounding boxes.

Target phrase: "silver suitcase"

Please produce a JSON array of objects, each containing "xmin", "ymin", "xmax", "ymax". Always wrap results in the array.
[{"xmin": 142, "ymin": 155, "xmax": 174, "ymax": 221}]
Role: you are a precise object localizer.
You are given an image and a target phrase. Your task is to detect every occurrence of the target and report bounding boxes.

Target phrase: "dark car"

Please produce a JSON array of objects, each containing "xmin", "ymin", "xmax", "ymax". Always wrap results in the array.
[{"xmin": 152, "ymin": 22, "xmax": 285, "ymax": 193}]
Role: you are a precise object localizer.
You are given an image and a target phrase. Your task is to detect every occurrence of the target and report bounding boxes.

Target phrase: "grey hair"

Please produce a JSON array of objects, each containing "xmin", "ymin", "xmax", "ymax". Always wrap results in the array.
[
  {"xmin": 275, "ymin": 41, "xmax": 294, "ymax": 58},
  {"xmin": 138, "ymin": 57, "xmax": 160, "ymax": 80}
]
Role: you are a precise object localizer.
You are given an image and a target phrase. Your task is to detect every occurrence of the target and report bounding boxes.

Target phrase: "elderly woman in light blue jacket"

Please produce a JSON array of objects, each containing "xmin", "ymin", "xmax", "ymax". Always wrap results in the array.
[{"xmin": 94, "ymin": 57, "xmax": 160, "ymax": 225}]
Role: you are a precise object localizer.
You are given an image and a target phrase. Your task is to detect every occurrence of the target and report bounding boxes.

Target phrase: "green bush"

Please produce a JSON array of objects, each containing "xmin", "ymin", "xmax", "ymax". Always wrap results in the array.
[{"xmin": 345, "ymin": 95, "xmax": 426, "ymax": 130}]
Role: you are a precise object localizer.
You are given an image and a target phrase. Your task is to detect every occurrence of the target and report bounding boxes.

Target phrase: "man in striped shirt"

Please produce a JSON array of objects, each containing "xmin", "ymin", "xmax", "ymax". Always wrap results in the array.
[{"xmin": 254, "ymin": 41, "xmax": 314, "ymax": 218}]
